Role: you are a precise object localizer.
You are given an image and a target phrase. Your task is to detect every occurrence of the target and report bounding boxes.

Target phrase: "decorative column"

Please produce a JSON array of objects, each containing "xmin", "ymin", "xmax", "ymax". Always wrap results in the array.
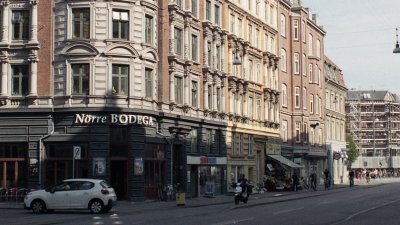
[
  {"xmin": 221, "ymin": 84, "xmax": 226, "ymax": 112},
  {"xmin": 170, "ymin": 73, "xmax": 175, "ymax": 103},
  {"xmin": 169, "ymin": 20, "xmax": 175, "ymax": 55},
  {"xmin": 28, "ymin": 53, "xmax": 38, "ymax": 96},
  {"xmin": 204, "ymin": 37, "xmax": 208, "ymax": 67},
  {"xmin": 221, "ymin": 36, "xmax": 226, "ymax": 73},
  {"xmin": 264, "ymin": 99, "xmax": 269, "ymax": 121},
  {"xmin": 184, "ymin": 71, "xmax": 189, "ymax": 105},
  {"xmin": 184, "ymin": 19, "xmax": 190, "ymax": 60},
  {"xmin": 30, "ymin": 0, "xmax": 39, "ymax": 43},
  {"xmin": 204, "ymin": 80, "xmax": 209, "ymax": 110},
  {"xmin": 0, "ymin": 59, "xmax": 8, "ymax": 96},
  {"xmin": 1, "ymin": 1, "xmax": 9, "ymax": 43},
  {"xmin": 213, "ymin": 82, "xmax": 217, "ymax": 111}
]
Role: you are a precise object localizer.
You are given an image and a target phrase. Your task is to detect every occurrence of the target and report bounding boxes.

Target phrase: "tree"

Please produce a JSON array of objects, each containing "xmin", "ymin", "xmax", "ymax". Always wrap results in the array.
[{"xmin": 346, "ymin": 134, "xmax": 359, "ymax": 164}]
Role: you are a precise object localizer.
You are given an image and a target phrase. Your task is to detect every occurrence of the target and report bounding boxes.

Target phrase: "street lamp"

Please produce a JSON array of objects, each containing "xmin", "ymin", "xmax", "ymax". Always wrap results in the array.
[{"xmin": 393, "ymin": 28, "xmax": 400, "ymax": 53}]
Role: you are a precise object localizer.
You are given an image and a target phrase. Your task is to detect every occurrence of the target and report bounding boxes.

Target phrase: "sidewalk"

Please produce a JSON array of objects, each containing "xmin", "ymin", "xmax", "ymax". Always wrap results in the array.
[{"xmin": 0, "ymin": 183, "xmax": 363, "ymax": 211}]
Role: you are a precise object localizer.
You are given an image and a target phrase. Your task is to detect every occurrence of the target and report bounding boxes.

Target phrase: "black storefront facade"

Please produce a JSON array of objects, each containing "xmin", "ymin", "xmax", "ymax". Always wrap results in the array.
[{"xmin": 0, "ymin": 108, "xmax": 227, "ymax": 201}]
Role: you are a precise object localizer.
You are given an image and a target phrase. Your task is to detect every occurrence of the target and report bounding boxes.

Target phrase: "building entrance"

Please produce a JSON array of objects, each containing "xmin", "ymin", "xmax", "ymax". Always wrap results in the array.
[{"xmin": 110, "ymin": 160, "xmax": 127, "ymax": 200}]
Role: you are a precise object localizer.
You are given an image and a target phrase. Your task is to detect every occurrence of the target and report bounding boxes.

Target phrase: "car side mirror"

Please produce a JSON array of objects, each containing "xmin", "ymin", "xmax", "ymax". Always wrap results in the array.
[{"xmin": 50, "ymin": 188, "xmax": 56, "ymax": 194}]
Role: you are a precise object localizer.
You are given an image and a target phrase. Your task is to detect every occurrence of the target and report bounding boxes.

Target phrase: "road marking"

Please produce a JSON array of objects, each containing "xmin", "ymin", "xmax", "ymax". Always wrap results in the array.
[
  {"xmin": 273, "ymin": 194, "xmax": 284, "ymax": 197},
  {"xmin": 211, "ymin": 217, "xmax": 255, "ymax": 225},
  {"xmin": 335, "ymin": 199, "xmax": 400, "ymax": 224},
  {"xmin": 273, "ymin": 207, "xmax": 304, "ymax": 215}
]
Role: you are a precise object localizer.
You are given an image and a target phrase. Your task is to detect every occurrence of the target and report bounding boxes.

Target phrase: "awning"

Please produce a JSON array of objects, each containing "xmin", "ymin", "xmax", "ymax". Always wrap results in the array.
[{"xmin": 268, "ymin": 155, "xmax": 303, "ymax": 168}]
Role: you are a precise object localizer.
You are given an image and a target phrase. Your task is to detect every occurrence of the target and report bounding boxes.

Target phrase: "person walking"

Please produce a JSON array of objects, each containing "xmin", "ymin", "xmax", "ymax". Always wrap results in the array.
[
  {"xmin": 310, "ymin": 171, "xmax": 317, "ymax": 191},
  {"xmin": 324, "ymin": 169, "xmax": 330, "ymax": 190},
  {"xmin": 349, "ymin": 170, "xmax": 355, "ymax": 187},
  {"xmin": 292, "ymin": 172, "xmax": 299, "ymax": 192}
]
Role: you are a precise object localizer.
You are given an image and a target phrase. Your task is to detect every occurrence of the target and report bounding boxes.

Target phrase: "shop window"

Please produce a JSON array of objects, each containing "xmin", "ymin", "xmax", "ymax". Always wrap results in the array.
[
  {"xmin": 205, "ymin": 129, "xmax": 212, "ymax": 153},
  {"xmin": 190, "ymin": 128, "xmax": 198, "ymax": 153},
  {"xmin": 0, "ymin": 143, "xmax": 28, "ymax": 188}
]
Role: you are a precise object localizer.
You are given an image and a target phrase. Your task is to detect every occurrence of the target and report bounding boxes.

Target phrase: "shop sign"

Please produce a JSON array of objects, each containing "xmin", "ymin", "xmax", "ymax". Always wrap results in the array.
[
  {"xmin": 134, "ymin": 157, "xmax": 144, "ymax": 175},
  {"xmin": 187, "ymin": 156, "xmax": 226, "ymax": 165},
  {"xmin": 74, "ymin": 113, "xmax": 156, "ymax": 127},
  {"xmin": 200, "ymin": 157, "xmax": 217, "ymax": 164},
  {"xmin": 265, "ymin": 143, "xmax": 281, "ymax": 155},
  {"xmin": 333, "ymin": 152, "xmax": 341, "ymax": 160}
]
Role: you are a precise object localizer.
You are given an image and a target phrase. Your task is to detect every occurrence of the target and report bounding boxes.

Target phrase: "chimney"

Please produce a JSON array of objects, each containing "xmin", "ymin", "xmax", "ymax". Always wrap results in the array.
[{"xmin": 312, "ymin": 14, "xmax": 319, "ymax": 25}]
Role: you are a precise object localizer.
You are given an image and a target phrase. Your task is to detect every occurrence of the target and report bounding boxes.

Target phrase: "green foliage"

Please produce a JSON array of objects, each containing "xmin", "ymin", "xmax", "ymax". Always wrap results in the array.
[{"xmin": 346, "ymin": 134, "xmax": 359, "ymax": 163}]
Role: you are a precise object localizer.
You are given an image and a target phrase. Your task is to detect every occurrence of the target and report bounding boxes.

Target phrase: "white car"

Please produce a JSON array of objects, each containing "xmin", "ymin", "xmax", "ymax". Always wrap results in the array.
[{"xmin": 24, "ymin": 179, "xmax": 117, "ymax": 214}]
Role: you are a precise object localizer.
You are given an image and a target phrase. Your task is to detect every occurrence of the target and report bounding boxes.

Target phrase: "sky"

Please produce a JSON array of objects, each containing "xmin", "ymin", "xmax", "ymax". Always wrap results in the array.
[{"xmin": 301, "ymin": 0, "xmax": 400, "ymax": 95}]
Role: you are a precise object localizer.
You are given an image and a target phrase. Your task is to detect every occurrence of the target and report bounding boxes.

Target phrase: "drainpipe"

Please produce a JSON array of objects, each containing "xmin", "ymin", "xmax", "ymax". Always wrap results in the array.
[{"xmin": 38, "ymin": 115, "xmax": 54, "ymax": 188}]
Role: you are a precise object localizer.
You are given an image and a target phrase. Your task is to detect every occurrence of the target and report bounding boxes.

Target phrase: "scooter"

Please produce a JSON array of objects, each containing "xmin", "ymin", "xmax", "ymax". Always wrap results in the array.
[{"xmin": 232, "ymin": 182, "xmax": 251, "ymax": 204}]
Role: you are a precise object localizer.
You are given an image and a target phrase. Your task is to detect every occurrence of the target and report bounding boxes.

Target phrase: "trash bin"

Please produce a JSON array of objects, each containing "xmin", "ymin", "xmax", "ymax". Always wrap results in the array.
[{"xmin": 176, "ymin": 192, "xmax": 185, "ymax": 206}]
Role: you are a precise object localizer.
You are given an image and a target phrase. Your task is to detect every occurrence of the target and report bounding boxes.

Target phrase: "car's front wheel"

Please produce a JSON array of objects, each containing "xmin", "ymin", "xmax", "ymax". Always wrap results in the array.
[
  {"xmin": 89, "ymin": 199, "xmax": 104, "ymax": 214},
  {"xmin": 31, "ymin": 200, "xmax": 46, "ymax": 214}
]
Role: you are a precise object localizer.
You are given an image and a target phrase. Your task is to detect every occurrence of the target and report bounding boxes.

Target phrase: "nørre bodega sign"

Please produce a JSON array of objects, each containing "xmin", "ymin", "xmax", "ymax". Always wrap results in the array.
[{"xmin": 74, "ymin": 114, "xmax": 155, "ymax": 127}]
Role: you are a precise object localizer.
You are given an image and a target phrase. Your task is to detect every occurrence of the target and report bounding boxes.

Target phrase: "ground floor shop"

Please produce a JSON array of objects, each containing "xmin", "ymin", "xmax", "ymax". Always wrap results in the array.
[{"xmin": 0, "ymin": 110, "xmax": 227, "ymax": 201}]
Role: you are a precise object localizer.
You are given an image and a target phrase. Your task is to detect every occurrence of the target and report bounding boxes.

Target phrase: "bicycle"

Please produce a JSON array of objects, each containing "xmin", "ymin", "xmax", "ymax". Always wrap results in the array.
[{"xmin": 300, "ymin": 177, "xmax": 310, "ymax": 190}]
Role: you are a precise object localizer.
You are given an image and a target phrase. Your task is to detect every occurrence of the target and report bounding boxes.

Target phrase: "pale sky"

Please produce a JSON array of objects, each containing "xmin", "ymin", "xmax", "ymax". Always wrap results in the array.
[{"xmin": 302, "ymin": 0, "xmax": 400, "ymax": 95}]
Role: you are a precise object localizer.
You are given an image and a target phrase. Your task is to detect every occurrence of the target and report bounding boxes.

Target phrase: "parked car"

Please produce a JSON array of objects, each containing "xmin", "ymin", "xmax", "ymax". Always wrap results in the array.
[{"xmin": 24, "ymin": 179, "xmax": 117, "ymax": 214}]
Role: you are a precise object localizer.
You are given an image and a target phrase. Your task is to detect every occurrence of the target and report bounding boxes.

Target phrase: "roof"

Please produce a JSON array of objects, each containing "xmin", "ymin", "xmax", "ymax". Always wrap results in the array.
[
  {"xmin": 347, "ymin": 90, "xmax": 399, "ymax": 102},
  {"xmin": 324, "ymin": 56, "xmax": 346, "ymax": 87}
]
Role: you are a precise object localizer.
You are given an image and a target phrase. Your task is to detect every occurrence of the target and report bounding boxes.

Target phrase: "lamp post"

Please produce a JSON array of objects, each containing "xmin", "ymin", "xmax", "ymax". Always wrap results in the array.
[{"xmin": 393, "ymin": 28, "xmax": 400, "ymax": 53}]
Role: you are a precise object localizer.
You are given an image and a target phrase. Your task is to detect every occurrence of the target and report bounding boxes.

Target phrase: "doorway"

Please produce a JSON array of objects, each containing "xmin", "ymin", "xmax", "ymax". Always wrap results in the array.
[{"xmin": 110, "ymin": 160, "xmax": 127, "ymax": 200}]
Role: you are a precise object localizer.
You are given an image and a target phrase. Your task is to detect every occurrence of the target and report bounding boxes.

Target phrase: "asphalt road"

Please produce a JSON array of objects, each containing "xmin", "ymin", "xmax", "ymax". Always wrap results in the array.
[{"xmin": 2, "ymin": 183, "xmax": 400, "ymax": 225}]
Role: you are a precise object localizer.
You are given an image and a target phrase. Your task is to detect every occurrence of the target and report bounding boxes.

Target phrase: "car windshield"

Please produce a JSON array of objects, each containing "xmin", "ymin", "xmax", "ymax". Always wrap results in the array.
[{"xmin": 100, "ymin": 181, "xmax": 112, "ymax": 188}]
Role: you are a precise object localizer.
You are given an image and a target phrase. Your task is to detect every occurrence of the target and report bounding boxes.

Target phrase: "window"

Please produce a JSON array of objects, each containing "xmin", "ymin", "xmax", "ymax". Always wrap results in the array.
[
  {"xmin": 237, "ymin": 18, "xmax": 243, "ymax": 38},
  {"xmin": 191, "ymin": 35, "xmax": 198, "ymax": 61},
  {"xmin": 216, "ymin": 87, "xmax": 221, "ymax": 111},
  {"xmin": 255, "ymin": 29, "xmax": 260, "ymax": 48},
  {"xmin": 295, "ymin": 122, "xmax": 301, "ymax": 143},
  {"xmin": 295, "ymin": 87, "xmax": 300, "ymax": 108},
  {"xmin": 301, "ymin": 21, "xmax": 306, "ymax": 43},
  {"xmin": 308, "ymin": 34, "xmax": 313, "ymax": 55},
  {"xmin": 174, "ymin": 27, "xmax": 183, "ymax": 56},
  {"xmin": 282, "ymin": 120, "xmax": 288, "ymax": 142},
  {"xmin": 145, "ymin": 68, "xmax": 153, "ymax": 98},
  {"xmin": 112, "ymin": 65, "xmax": 129, "ymax": 95},
  {"xmin": 238, "ymin": 133, "xmax": 242, "ymax": 155},
  {"xmin": 175, "ymin": 0, "xmax": 183, "ymax": 7},
  {"xmin": 248, "ymin": 96, "xmax": 253, "ymax": 118},
  {"xmin": 113, "ymin": 11, "xmax": 129, "ymax": 39},
  {"xmin": 270, "ymin": 5, "xmax": 274, "ymax": 27},
  {"xmin": 256, "ymin": 96, "xmax": 262, "ymax": 120},
  {"xmin": 11, "ymin": 65, "xmax": 29, "ymax": 96},
  {"xmin": 316, "ymin": 39, "xmax": 321, "ymax": 58},
  {"xmin": 310, "ymin": 128, "xmax": 315, "ymax": 145},
  {"xmin": 248, "ymin": 59, "xmax": 253, "ymax": 80},
  {"xmin": 191, "ymin": 128, "xmax": 198, "ymax": 152},
  {"xmin": 248, "ymin": 135, "xmax": 254, "ymax": 156},
  {"xmin": 256, "ymin": 64, "xmax": 261, "ymax": 83},
  {"xmin": 12, "ymin": 10, "xmax": 29, "ymax": 40},
  {"xmin": 280, "ymin": 14, "xmax": 286, "ymax": 37},
  {"xmin": 248, "ymin": 24, "xmax": 253, "ymax": 44},
  {"xmin": 303, "ymin": 123, "xmax": 308, "ymax": 143},
  {"xmin": 206, "ymin": 1, "xmax": 211, "ymax": 21},
  {"xmin": 264, "ymin": 34, "xmax": 268, "ymax": 51},
  {"xmin": 207, "ymin": 42, "xmax": 212, "ymax": 67},
  {"xmin": 216, "ymin": 45, "xmax": 221, "ymax": 69},
  {"xmin": 230, "ymin": 14, "xmax": 235, "ymax": 33},
  {"xmin": 281, "ymin": 49, "xmax": 287, "ymax": 72},
  {"xmin": 281, "ymin": 84, "xmax": 287, "ymax": 107},
  {"xmin": 174, "ymin": 76, "xmax": 183, "ymax": 104},
  {"xmin": 315, "ymin": 95, "xmax": 319, "ymax": 115},
  {"xmin": 72, "ymin": 8, "xmax": 90, "ymax": 39},
  {"xmin": 303, "ymin": 88, "xmax": 307, "ymax": 110},
  {"xmin": 310, "ymin": 94, "xmax": 314, "ymax": 114},
  {"xmin": 264, "ymin": 1, "xmax": 269, "ymax": 22},
  {"xmin": 319, "ymin": 97, "xmax": 323, "ymax": 117},
  {"xmin": 248, "ymin": 0, "xmax": 252, "ymax": 10},
  {"xmin": 145, "ymin": 15, "xmax": 153, "ymax": 44},
  {"xmin": 318, "ymin": 128, "xmax": 322, "ymax": 146},
  {"xmin": 191, "ymin": 0, "xmax": 198, "ymax": 17},
  {"xmin": 205, "ymin": 129, "xmax": 212, "ymax": 153},
  {"xmin": 71, "ymin": 64, "xmax": 89, "ymax": 95},
  {"xmin": 309, "ymin": 64, "xmax": 313, "ymax": 82},
  {"xmin": 294, "ymin": 53, "xmax": 300, "ymax": 74},
  {"xmin": 191, "ymin": 81, "xmax": 198, "ymax": 107},
  {"xmin": 302, "ymin": 54, "xmax": 306, "ymax": 76},
  {"xmin": 318, "ymin": 69, "xmax": 321, "ymax": 86},
  {"xmin": 293, "ymin": 20, "xmax": 299, "ymax": 40},
  {"xmin": 215, "ymin": 5, "xmax": 220, "ymax": 25},
  {"xmin": 314, "ymin": 65, "xmax": 319, "ymax": 84},
  {"xmin": 208, "ymin": 84, "xmax": 212, "ymax": 109}
]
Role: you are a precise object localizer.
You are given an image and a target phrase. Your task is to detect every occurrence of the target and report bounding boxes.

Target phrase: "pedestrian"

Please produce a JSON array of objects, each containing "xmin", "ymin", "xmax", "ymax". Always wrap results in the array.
[
  {"xmin": 310, "ymin": 171, "xmax": 317, "ymax": 191},
  {"xmin": 324, "ymin": 169, "xmax": 330, "ymax": 190},
  {"xmin": 292, "ymin": 172, "xmax": 299, "ymax": 192},
  {"xmin": 349, "ymin": 170, "xmax": 355, "ymax": 187}
]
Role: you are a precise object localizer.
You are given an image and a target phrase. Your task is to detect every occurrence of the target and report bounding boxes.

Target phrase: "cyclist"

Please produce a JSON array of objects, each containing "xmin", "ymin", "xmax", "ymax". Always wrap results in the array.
[
  {"xmin": 366, "ymin": 170, "xmax": 371, "ymax": 184},
  {"xmin": 324, "ymin": 169, "xmax": 330, "ymax": 190}
]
